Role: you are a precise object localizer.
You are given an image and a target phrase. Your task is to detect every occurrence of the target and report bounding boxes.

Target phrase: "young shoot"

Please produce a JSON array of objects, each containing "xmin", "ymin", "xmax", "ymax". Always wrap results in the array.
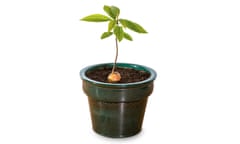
[{"xmin": 81, "ymin": 5, "xmax": 147, "ymax": 83}]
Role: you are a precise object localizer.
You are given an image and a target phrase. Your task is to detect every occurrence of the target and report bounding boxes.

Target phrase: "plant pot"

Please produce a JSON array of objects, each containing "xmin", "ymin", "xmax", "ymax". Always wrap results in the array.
[{"xmin": 80, "ymin": 63, "xmax": 157, "ymax": 138}]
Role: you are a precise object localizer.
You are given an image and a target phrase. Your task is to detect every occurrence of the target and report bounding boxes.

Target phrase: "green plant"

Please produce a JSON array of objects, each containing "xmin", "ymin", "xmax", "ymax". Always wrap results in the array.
[{"xmin": 81, "ymin": 5, "xmax": 147, "ymax": 82}]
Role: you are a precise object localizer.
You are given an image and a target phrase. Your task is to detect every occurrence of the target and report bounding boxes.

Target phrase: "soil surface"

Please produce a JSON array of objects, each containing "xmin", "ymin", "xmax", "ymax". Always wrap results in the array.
[{"xmin": 86, "ymin": 67, "xmax": 150, "ymax": 83}]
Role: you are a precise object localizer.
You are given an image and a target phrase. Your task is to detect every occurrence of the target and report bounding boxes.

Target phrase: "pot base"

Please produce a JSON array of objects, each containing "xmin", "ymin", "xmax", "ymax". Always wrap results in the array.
[{"xmin": 88, "ymin": 96, "xmax": 148, "ymax": 138}]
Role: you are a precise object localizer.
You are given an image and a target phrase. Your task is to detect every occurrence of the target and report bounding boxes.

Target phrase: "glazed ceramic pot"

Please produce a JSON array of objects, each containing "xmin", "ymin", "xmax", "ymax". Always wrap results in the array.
[{"xmin": 80, "ymin": 63, "xmax": 157, "ymax": 138}]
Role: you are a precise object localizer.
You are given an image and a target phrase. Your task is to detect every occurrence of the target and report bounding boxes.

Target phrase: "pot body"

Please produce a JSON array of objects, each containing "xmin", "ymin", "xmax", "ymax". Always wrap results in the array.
[{"xmin": 80, "ymin": 63, "xmax": 156, "ymax": 138}]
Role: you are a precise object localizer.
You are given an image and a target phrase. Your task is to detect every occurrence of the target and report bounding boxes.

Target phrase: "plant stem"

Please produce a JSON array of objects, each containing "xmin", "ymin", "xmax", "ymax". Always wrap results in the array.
[
  {"xmin": 112, "ymin": 36, "xmax": 118, "ymax": 73},
  {"xmin": 111, "ymin": 18, "xmax": 119, "ymax": 74}
]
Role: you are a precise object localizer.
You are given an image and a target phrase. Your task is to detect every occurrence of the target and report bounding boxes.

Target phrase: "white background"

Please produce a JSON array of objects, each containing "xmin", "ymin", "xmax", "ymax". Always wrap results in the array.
[{"xmin": 0, "ymin": 0, "xmax": 240, "ymax": 143}]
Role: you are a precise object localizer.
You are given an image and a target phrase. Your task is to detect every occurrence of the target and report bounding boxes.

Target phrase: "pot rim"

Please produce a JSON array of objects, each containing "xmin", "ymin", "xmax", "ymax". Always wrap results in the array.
[{"xmin": 80, "ymin": 63, "xmax": 157, "ymax": 87}]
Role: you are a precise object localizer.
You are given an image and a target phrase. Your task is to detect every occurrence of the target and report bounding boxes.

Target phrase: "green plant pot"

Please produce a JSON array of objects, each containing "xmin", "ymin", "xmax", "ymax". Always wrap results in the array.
[{"xmin": 80, "ymin": 63, "xmax": 157, "ymax": 138}]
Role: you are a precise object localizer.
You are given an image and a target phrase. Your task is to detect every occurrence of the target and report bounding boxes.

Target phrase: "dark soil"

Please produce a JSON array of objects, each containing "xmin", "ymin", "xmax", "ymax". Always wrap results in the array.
[{"xmin": 86, "ymin": 67, "xmax": 150, "ymax": 83}]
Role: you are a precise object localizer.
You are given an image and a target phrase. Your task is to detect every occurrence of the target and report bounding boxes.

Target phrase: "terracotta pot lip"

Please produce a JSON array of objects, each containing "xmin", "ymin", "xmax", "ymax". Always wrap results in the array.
[{"xmin": 80, "ymin": 63, "xmax": 157, "ymax": 87}]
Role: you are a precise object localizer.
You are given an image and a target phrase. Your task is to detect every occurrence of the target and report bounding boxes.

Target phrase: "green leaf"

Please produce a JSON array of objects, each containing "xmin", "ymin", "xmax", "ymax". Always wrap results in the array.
[
  {"xmin": 108, "ymin": 20, "xmax": 116, "ymax": 32},
  {"xmin": 114, "ymin": 26, "xmax": 124, "ymax": 42},
  {"xmin": 81, "ymin": 14, "xmax": 110, "ymax": 22},
  {"xmin": 101, "ymin": 32, "xmax": 113, "ymax": 39},
  {"xmin": 103, "ymin": 5, "xmax": 120, "ymax": 19},
  {"xmin": 119, "ymin": 19, "xmax": 147, "ymax": 33},
  {"xmin": 103, "ymin": 5, "xmax": 115, "ymax": 19},
  {"xmin": 110, "ymin": 6, "xmax": 120, "ymax": 19},
  {"xmin": 123, "ymin": 32, "xmax": 133, "ymax": 41},
  {"xmin": 119, "ymin": 19, "xmax": 127, "ymax": 28}
]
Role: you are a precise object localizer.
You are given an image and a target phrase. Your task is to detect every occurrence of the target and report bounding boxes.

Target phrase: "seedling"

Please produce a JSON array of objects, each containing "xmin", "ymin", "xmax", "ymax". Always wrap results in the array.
[{"xmin": 81, "ymin": 5, "xmax": 147, "ymax": 82}]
